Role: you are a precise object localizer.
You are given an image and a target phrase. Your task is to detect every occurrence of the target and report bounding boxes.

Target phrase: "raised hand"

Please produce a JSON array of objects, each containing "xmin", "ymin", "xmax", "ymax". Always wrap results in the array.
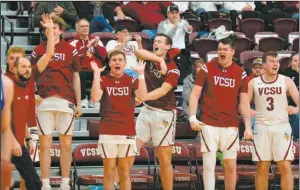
[
  {"xmin": 40, "ymin": 13, "xmax": 54, "ymax": 29},
  {"xmin": 91, "ymin": 61, "xmax": 106, "ymax": 73},
  {"xmin": 135, "ymin": 60, "xmax": 146, "ymax": 75}
]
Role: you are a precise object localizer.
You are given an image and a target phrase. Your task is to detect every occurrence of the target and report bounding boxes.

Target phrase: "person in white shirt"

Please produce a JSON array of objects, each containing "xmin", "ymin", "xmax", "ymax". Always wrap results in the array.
[
  {"xmin": 106, "ymin": 26, "xmax": 143, "ymax": 77},
  {"xmin": 190, "ymin": 2, "xmax": 224, "ymax": 17},
  {"xmin": 223, "ymin": 2, "xmax": 256, "ymax": 13}
]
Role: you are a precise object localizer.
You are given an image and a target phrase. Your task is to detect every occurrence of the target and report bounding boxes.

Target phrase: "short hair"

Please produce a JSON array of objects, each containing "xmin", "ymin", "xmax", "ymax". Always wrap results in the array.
[
  {"xmin": 289, "ymin": 52, "xmax": 299, "ymax": 62},
  {"xmin": 262, "ymin": 51, "xmax": 278, "ymax": 64},
  {"xmin": 7, "ymin": 46, "xmax": 25, "ymax": 56},
  {"xmin": 219, "ymin": 34, "xmax": 237, "ymax": 49},
  {"xmin": 14, "ymin": 57, "xmax": 29, "ymax": 68},
  {"xmin": 109, "ymin": 50, "xmax": 126, "ymax": 60},
  {"xmin": 75, "ymin": 18, "xmax": 89, "ymax": 29},
  {"xmin": 155, "ymin": 33, "xmax": 173, "ymax": 47},
  {"xmin": 51, "ymin": 15, "xmax": 67, "ymax": 31},
  {"xmin": 194, "ymin": 58, "xmax": 205, "ymax": 66}
]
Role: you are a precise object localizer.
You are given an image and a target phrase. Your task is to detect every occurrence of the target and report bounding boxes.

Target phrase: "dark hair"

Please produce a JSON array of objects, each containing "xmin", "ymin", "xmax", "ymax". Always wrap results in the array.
[
  {"xmin": 219, "ymin": 34, "xmax": 237, "ymax": 49},
  {"xmin": 155, "ymin": 33, "xmax": 173, "ymax": 47},
  {"xmin": 262, "ymin": 51, "xmax": 278, "ymax": 64},
  {"xmin": 289, "ymin": 52, "xmax": 299, "ymax": 63},
  {"xmin": 108, "ymin": 50, "xmax": 126, "ymax": 61}
]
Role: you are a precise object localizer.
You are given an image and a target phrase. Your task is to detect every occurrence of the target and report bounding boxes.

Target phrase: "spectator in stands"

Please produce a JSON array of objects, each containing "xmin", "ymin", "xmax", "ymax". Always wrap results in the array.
[
  {"xmin": 114, "ymin": 2, "xmax": 173, "ymax": 39},
  {"xmin": 182, "ymin": 59, "xmax": 204, "ymax": 117},
  {"xmin": 283, "ymin": 1, "xmax": 299, "ymax": 20},
  {"xmin": 172, "ymin": 2, "xmax": 189, "ymax": 13},
  {"xmin": 89, "ymin": 2, "xmax": 115, "ymax": 33},
  {"xmin": 90, "ymin": 50, "xmax": 147, "ymax": 190},
  {"xmin": 189, "ymin": 35, "xmax": 253, "ymax": 190},
  {"xmin": 106, "ymin": 25, "xmax": 143, "ymax": 77},
  {"xmin": 30, "ymin": 14, "xmax": 82, "ymax": 190},
  {"xmin": 34, "ymin": 2, "xmax": 78, "ymax": 30},
  {"xmin": 134, "ymin": 34, "xmax": 180, "ymax": 190},
  {"xmin": 283, "ymin": 53, "xmax": 299, "ymax": 139},
  {"xmin": 5, "ymin": 56, "xmax": 42, "ymax": 190},
  {"xmin": 69, "ymin": 18, "xmax": 108, "ymax": 108},
  {"xmin": 190, "ymin": 2, "xmax": 224, "ymax": 17},
  {"xmin": 1, "ymin": 72, "xmax": 16, "ymax": 190}
]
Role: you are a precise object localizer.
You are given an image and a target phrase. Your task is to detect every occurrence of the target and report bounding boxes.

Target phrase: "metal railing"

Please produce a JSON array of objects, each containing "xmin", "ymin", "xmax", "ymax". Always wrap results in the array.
[{"xmin": 1, "ymin": 15, "xmax": 14, "ymax": 51}]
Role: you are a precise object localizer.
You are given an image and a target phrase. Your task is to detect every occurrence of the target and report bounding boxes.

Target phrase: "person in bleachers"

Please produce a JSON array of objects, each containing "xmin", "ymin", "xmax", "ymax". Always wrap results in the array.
[
  {"xmin": 90, "ymin": 50, "xmax": 147, "ymax": 190},
  {"xmin": 248, "ymin": 51, "xmax": 299, "ymax": 190},
  {"xmin": 282, "ymin": 53, "xmax": 299, "ymax": 140},
  {"xmin": 30, "ymin": 14, "xmax": 82, "ymax": 190},
  {"xmin": 34, "ymin": 2, "xmax": 78, "ymax": 30},
  {"xmin": 182, "ymin": 59, "xmax": 204, "ymax": 117},
  {"xmin": 189, "ymin": 34, "xmax": 253, "ymax": 190},
  {"xmin": 172, "ymin": 2, "xmax": 190, "ymax": 14},
  {"xmin": 157, "ymin": 4, "xmax": 193, "ymax": 83},
  {"xmin": 190, "ymin": 2, "xmax": 225, "ymax": 17},
  {"xmin": 283, "ymin": 1, "xmax": 300, "ymax": 21},
  {"xmin": 114, "ymin": 1, "xmax": 173, "ymax": 39},
  {"xmin": 106, "ymin": 25, "xmax": 143, "ymax": 77},
  {"xmin": 69, "ymin": 18, "xmax": 108, "ymax": 108}
]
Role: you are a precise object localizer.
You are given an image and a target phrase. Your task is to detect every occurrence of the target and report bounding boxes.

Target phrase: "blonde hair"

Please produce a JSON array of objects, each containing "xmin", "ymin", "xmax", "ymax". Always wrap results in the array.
[
  {"xmin": 7, "ymin": 46, "xmax": 25, "ymax": 57},
  {"xmin": 51, "ymin": 15, "xmax": 67, "ymax": 31}
]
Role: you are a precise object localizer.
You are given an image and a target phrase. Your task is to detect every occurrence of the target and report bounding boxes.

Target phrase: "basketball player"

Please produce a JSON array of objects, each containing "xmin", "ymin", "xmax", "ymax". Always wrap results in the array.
[
  {"xmin": 91, "ymin": 50, "xmax": 147, "ymax": 190},
  {"xmin": 189, "ymin": 35, "xmax": 253, "ymax": 190},
  {"xmin": 30, "ymin": 14, "xmax": 82, "ymax": 190},
  {"xmin": 1, "ymin": 72, "xmax": 16, "ymax": 190},
  {"xmin": 248, "ymin": 51, "xmax": 299, "ymax": 190},
  {"xmin": 134, "ymin": 33, "xmax": 180, "ymax": 190}
]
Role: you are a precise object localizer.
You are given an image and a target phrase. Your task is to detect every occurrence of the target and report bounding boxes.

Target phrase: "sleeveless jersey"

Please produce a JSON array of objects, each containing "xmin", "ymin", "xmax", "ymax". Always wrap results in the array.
[{"xmin": 253, "ymin": 74, "xmax": 289, "ymax": 126}]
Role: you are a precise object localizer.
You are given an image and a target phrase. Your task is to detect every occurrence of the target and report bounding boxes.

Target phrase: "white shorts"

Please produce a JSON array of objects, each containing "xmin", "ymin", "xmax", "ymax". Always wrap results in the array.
[
  {"xmin": 98, "ymin": 135, "xmax": 138, "ymax": 158},
  {"xmin": 199, "ymin": 124, "xmax": 239, "ymax": 159},
  {"xmin": 36, "ymin": 110, "xmax": 75, "ymax": 135},
  {"xmin": 252, "ymin": 123, "xmax": 294, "ymax": 162},
  {"xmin": 136, "ymin": 106, "xmax": 176, "ymax": 147}
]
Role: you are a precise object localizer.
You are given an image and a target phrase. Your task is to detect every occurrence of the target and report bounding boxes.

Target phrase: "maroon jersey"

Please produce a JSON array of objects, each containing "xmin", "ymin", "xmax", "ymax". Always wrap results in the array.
[
  {"xmin": 195, "ymin": 58, "xmax": 248, "ymax": 128},
  {"xmin": 144, "ymin": 59, "xmax": 180, "ymax": 110},
  {"xmin": 30, "ymin": 40, "xmax": 81, "ymax": 104},
  {"xmin": 99, "ymin": 74, "xmax": 138, "ymax": 136}
]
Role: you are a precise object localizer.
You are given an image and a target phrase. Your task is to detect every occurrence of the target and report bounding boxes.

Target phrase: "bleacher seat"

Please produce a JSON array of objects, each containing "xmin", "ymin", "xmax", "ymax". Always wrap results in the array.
[
  {"xmin": 240, "ymin": 18, "xmax": 265, "ymax": 40},
  {"xmin": 114, "ymin": 19, "xmax": 140, "ymax": 32},
  {"xmin": 293, "ymin": 38, "xmax": 299, "ymax": 53},
  {"xmin": 130, "ymin": 32, "xmax": 153, "ymax": 51},
  {"xmin": 206, "ymin": 50, "xmax": 218, "ymax": 62},
  {"xmin": 181, "ymin": 12, "xmax": 198, "ymax": 20},
  {"xmin": 234, "ymin": 36, "xmax": 252, "ymax": 61},
  {"xmin": 193, "ymin": 38, "xmax": 218, "ymax": 61},
  {"xmin": 274, "ymin": 18, "xmax": 298, "ymax": 40},
  {"xmin": 258, "ymin": 37, "xmax": 285, "ymax": 52},
  {"xmin": 240, "ymin": 50, "xmax": 264, "ymax": 74},
  {"xmin": 90, "ymin": 32, "xmax": 117, "ymax": 47},
  {"xmin": 288, "ymin": 32, "xmax": 299, "ymax": 45},
  {"xmin": 254, "ymin": 31, "xmax": 279, "ymax": 45},
  {"xmin": 208, "ymin": 18, "xmax": 232, "ymax": 31},
  {"xmin": 62, "ymin": 31, "xmax": 77, "ymax": 42},
  {"xmin": 186, "ymin": 18, "xmax": 201, "ymax": 32}
]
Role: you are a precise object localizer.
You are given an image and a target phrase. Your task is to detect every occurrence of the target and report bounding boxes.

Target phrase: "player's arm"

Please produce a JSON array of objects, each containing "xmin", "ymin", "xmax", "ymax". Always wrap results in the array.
[
  {"xmin": 135, "ymin": 49, "xmax": 167, "ymax": 75},
  {"xmin": 189, "ymin": 85, "xmax": 203, "ymax": 117},
  {"xmin": 73, "ymin": 72, "xmax": 81, "ymax": 107},
  {"xmin": 239, "ymin": 93, "xmax": 251, "ymax": 129},
  {"xmin": 144, "ymin": 82, "xmax": 173, "ymax": 101},
  {"xmin": 286, "ymin": 77, "xmax": 299, "ymax": 114},
  {"xmin": 1, "ymin": 75, "xmax": 13, "ymax": 132},
  {"xmin": 134, "ymin": 61, "xmax": 147, "ymax": 101},
  {"xmin": 247, "ymin": 79, "xmax": 256, "ymax": 117},
  {"xmin": 90, "ymin": 62, "xmax": 105, "ymax": 102},
  {"xmin": 36, "ymin": 14, "xmax": 55, "ymax": 73}
]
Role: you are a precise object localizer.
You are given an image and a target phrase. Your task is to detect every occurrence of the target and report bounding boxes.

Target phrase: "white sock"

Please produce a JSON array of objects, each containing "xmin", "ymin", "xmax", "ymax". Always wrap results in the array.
[
  {"xmin": 202, "ymin": 152, "xmax": 217, "ymax": 190},
  {"xmin": 42, "ymin": 178, "xmax": 50, "ymax": 187},
  {"xmin": 61, "ymin": 177, "xmax": 69, "ymax": 186}
]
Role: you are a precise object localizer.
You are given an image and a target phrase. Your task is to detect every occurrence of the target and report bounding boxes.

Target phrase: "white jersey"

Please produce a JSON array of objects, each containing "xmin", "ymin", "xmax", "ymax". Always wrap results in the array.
[{"xmin": 253, "ymin": 74, "xmax": 289, "ymax": 126}]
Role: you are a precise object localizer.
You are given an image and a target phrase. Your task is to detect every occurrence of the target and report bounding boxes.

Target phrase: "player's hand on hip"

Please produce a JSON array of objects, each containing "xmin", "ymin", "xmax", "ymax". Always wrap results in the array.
[
  {"xmin": 26, "ymin": 139, "xmax": 35, "ymax": 155},
  {"xmin": 12, "ymin": 140, "xmax": 22, "ymax": 157},
  {"xmin": 74, "ymin": 106, "xmax": 82, "ymax": 117},
  {"xmin": 135, "ymin": 97, "xmax": 143, "ymax": 106},
  {"xmin": 250, "ymin": 109, "xmax": 256, "ymax": 117},
  {"xmin": 243, "ymin": 128, "xmax": 253, "ymax": 140},
  {"xmin": 287, "ymin": 106, "xmax": 299, "ymax": 115},
  {"xmin": 135, "ymin": 60, "xmax": 146, "ymax": 75},
  {"xmin": 35, "ymin": 95, "xmax": 43, "ymax": 105},
  {"xmin": 189, "ymin": 116, "xmax": 204, "ymax": 131}
]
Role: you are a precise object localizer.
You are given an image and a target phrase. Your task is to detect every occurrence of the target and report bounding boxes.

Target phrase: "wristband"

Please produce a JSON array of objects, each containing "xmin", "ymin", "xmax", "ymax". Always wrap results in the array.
[
  {"xmin": 189, "ymin": 115, "xmax": 198, "ymax": 123},
  {"xmin": 138, "ymin": 75, "xmax": 145, "ymax": 79},
  {"xmin": 25, "ymin": 137, "xmax": 32, "ymax": 142}
]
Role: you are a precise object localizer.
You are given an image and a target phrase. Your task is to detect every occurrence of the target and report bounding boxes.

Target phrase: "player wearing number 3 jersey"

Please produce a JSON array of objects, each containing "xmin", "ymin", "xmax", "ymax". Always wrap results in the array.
[{"xmin": 248, "ymin": 51, "xmax": 299, "ymax": 190}]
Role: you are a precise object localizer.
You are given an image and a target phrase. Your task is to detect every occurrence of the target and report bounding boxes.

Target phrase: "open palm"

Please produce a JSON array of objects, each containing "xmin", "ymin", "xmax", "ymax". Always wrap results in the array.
[
  {"xmin": 40, "ymin": 13, "xmax": 54, "ymax": 29},
  {"xmin": 135, "ymin": 60, "xmax": 146, "ymax": 75}
]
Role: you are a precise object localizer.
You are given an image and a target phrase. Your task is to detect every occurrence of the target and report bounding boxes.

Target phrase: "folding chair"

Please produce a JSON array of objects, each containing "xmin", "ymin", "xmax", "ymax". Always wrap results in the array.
[
  {"xmin": 206, "ymin": 50, "xmax": 218, "ymax": 62},
  {"xmin": 273, "ymin": 18, "xmax": 297, "ymax": 40},
  {"xmin": 234, "ymin": 36, "xmax": 252, "ymax": 61},
  {"xmin": 240, "ymin": 18, "xmax": 265, "ymax": 40},
  {"xmin": 193, "ymin": 39, "xmax": 218, "ymax": 61},
  {"xmin": 186, "ymin": 18, "xmax": 202, "ymax": 32},
  {"xmin": 72, "ymin": 143, "xmax": 103, "ymax": 190},
  {"xmin": 292, "ymin": 38, "xmax": 299, "ymax": 53}
]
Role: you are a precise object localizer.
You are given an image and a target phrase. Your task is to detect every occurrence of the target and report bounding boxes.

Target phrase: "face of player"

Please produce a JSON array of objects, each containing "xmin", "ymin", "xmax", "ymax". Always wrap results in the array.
[
  {"xmin": 116, "ymin": 29, "xmax": 129, "ymax": 43},
  {"xmin": 217, "ymin": 43, "xmax": 235, "ymax": 66},
  {"xmin": 6, "ymin": 52, "xmax": 24, "ymax": 73},
  {"xmin": 263, "ymin": 56, "xmax": 280, "ymax": 76},
  {"xmin": 167, "ymin": 10, "xmax": 180, "ymax": 23},
  {"xmin": 16, "ymin": 58, "xmax": 32, "ymax": 82},
  {"xmin": 53, "ymin": 23, "xmax": 64, "ymax": 41},
  {"xmin": 290, "ymin": 54, "xmax": 299, "ymax": 71},
  {"xmin": 109, "ymin": 54, "xmax": 126, "ymax": 77},
  {"xmin": 153, "ymin": 36, "xmax": 171, "ymax": 58},
  {"xmin": 252, "ymin": 64, "xmax": 264, "ymax": 77},
  {"xmin": 76, "ymin": 20, "xmax": 89, "ymax": 37}
]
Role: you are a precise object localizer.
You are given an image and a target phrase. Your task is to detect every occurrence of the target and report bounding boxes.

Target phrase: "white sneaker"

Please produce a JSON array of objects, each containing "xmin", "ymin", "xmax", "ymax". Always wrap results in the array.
[
  {"xmin": 81, "ymin": 98, "xmax": 89, "ymax": 108},
  {"xmin": 88, "ymin": 101, "xmax": 95, "ymax": 108},
  {"xmin": 95, "ymin": 102, "xmax": 100, "ymax": 109},
  {"xmin": 59, "ymin": 185, "xmax": 70, "ymax": 190},
  {"xmin": 41, "ymin": 185, "xmax": 52, "ymax": 190}
]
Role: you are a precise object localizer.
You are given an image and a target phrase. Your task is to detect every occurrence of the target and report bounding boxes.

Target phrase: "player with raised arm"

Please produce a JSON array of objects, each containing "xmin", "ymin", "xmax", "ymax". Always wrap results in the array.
[
  {"xmin": 189, "ymin": 35, "xmax": 253, "ymax": 190},
  {"xmin": 248, "ymin": 51, "xmax": 299, "ymax": 190}
]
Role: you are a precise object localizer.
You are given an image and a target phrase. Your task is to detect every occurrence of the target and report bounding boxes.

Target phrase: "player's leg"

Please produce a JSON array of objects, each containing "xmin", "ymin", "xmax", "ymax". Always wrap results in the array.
[
  {"xmin": 118, "ymin": 155, "xmax": 135, "ymax": 190},
  {"xmin": 202, "ymin": 152, "xmax": 217, "ymax": 190},
  {"xmin": 255, "ymin": 161, "xmax": 270, "ymax": 190},
  {"xmin": 36, "ymin": 111, "xmax": 55, "ymax": 189},
  {"xmin": 156, "ymin": 146, "xmax": 173, "ymax": 190},
  {"xmin": 277, "ymin": 160, "xmax": 293, "ymax": 190},
  {"xmin": 57, "ymin": 111, "xmax": 75, "ymax": 189},
  {"xmin": 135, "ymin": 107, "xmax": 151, "ymax": 150},
  {"xmin": 20, "ymin": 178, "xmax": 26, "ymax": 190}
]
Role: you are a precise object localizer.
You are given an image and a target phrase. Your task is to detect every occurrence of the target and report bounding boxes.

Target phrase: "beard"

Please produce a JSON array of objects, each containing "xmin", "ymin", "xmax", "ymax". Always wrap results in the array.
[{"xmin": 18, "ymin": 73, "xmax": 31, "ymax": 82}]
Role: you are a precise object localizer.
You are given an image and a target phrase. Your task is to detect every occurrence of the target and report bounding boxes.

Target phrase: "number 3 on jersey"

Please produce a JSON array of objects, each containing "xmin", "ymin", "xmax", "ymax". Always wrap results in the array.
[{"xmin": 266, "ymin": 97, "xmax": 274, "ymax": 111}]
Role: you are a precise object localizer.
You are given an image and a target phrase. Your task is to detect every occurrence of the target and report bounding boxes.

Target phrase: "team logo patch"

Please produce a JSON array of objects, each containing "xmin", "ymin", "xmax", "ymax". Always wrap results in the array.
[
  {"xmin": 162, "ymin": 120, "xmax": 169, "ymax": 128},
  {"xmin": 284, "ymin": 132, "xmax": 290, "ymax": 141},
  {"xmin": 126, "ymin": 136, "xmax": 135, "ymax": 140}
]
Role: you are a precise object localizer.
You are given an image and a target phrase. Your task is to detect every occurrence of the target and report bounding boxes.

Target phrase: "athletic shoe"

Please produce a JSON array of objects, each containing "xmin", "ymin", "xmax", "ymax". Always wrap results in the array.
[
  {"xmin": 88, "ymin": 101, "xmax": 95, "ymax": 108},
  {"xmin": 81, "ymin": 98, "xmax": 89, "ymax": 108},
  {"xmin": 41, "ymin": 185, "xmax": 52, "ymax": 190},
  {"xmin": 95, "ymin": 102, "xmax": 100, "ymax": 109},
  {"xmin": 114, "ymin": 182, "xmax": 120, "ymax": 190},
  {"xmin": 59, "ymin": 185, "xmax": 70, "ymax": 190}
]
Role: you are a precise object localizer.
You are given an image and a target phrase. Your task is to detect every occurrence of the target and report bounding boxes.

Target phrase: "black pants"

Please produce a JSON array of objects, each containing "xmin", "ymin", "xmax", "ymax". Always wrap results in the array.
[
  {"xmin": 11, "ymin": 146, "xmax": 42, "ymax": 190},
  {"xmin": 80, "ymin": 71, "xmax": 94, "ymax": 100}
]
